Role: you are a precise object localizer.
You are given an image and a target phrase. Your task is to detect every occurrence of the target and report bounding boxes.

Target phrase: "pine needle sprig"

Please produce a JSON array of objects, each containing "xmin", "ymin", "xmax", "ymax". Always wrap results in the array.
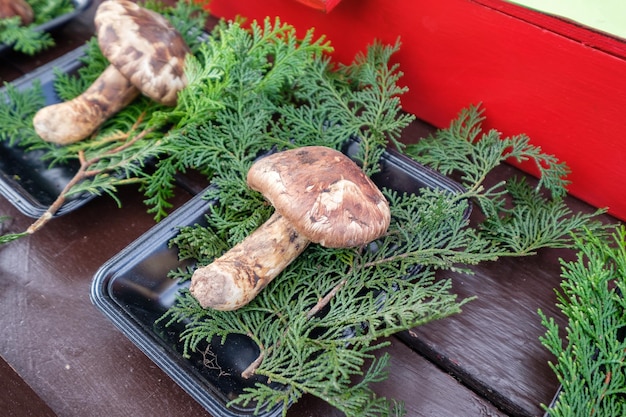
[{"xmin": 540, "ymin": 227, "xmax": 626, "ymax": 417}]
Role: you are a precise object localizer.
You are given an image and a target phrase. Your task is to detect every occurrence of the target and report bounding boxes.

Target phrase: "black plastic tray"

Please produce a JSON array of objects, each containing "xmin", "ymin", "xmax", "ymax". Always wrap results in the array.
[
  {"xmin": 0, "ymin": 0, "xmax": 92, "ymax": 53},
  {"xmin": 0, "ymin": 45, "xmax": 96, "ymax": 218},
  {"xmin": 90, "ymin": 142, "xmax": 469, "ymax": 416}
]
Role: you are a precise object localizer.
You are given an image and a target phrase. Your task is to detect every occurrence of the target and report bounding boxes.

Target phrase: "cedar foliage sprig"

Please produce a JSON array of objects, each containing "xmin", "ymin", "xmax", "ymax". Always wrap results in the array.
[
  {"xmin": 539, "ymin": 227, "xmax": 626, "ymax": 417},
  {"xmin": 0, "ymin": 0, "xmax": 74, "ymax": 55},
  {"xmin": 143, "ymin": 17, "xmax": 412, "ymax": 225},
  {"xmin": 164, "ymin": 190, "xmax": 480, "ymax": 417},
  {"xmin": 0, "ymin": 1, "xmax": 210, "ymax": 244},
  {"xmin": 0, "ymin": 3, "xmax": 611, "ymax": 415},
  {"xmin": 142, "ymin": 16, "xmax": 338, "ymax": 221},
  {"xmin": 405, "ymin": 105, "xmax": 607, "ymax": 254},
  {"xmin": 164, "ymin": 103, "xmax": 608, "ymax": 416},
  {"xmin": 1, "ymin": 3, "xmax": 410, "ymax": 243}
]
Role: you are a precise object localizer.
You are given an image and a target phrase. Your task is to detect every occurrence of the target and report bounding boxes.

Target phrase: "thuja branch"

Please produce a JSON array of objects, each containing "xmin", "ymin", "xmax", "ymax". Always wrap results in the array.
[
  {"xmin": 306, "ymin": 277, "xmax": 349, "ymax": 320},
  {"xmin": 303, "ymin": 243, "xmax": 503, "ymax": 322},
  {"xmin": 243, "ymin": 271, "xmax": 353, "ymax": 378},
  {"xmin": 240, "ymin": 273, "xmax": 350, "ymax": 379},
  {"xmin": 406, "ymin": 105, "xmax": 607, "ymax": 254},
  {"xmin": 540, "ymin": 227, "xmax": 626, "ymax": 417},
  {"xmin": 1, "ymin": 117, "xmax": 153, "ymax": 243}
]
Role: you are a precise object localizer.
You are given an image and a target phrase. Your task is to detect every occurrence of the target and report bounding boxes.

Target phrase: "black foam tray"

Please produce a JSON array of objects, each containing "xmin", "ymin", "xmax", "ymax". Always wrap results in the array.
[{"xmin": 91, "ymin": 139, "xmax": 469, "ymax": 416}]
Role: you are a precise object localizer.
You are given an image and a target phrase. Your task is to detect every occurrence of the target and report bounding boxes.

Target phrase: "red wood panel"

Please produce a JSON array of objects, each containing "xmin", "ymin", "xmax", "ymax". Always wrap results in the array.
[
  {"xmin": 474, "ymin": 0, "xmax": 626, "ymax": 58},
  {"xmin": 208, "ymin": 0, "xmax": 626, "ymax": 222},
  {"xmin": 294, "ymin": 0, "xmax": 343, "ymax": 13}
]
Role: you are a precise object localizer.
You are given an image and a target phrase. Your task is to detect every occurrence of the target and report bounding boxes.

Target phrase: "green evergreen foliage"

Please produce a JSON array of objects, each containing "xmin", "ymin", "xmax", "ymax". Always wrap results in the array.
[
  {"xmin": 163, "ymin": 103, "xmax": 608, "ymax": 416},
  {"xmin": 0, "ymin": 1, "xmax": 214, "ymax": 243},
  {"xmin": 540, "ymin": 227, "xmax": 626, "ymax": 416},
  {"xmin": 0, "ymin": 0, "xmax": 74, "ymax": 55},
  {"xmin": 164, "ymin": 190, "xmax": 478, "ymax": 416},
  {"xmin": 0, "ymin": 3, "xmax": 614, "ymax": 415},
  {"xmin": 0, "ymin": 81, "xmax": 46, "ymax": 145},
  {"xmin": 405, "ymin": 105, "xmax": 607, "ymax": 255}
]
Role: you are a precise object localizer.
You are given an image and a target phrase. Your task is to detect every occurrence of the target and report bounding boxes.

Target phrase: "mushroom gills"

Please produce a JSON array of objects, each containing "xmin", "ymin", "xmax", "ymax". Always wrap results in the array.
[
  {"xmin": 190, "ymin": 212, "xmax": 310, "ymax": 311},
  {"xmin": 33, "ymin": 65, "xmax": 140, "ymax": 145}
]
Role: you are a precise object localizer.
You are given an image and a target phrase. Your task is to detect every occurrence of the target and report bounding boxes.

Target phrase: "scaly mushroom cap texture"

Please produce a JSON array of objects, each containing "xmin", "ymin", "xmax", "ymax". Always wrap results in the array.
[
  {"xmin": 0, "ymin": 0, "xmax": 34, "ymax": 25},
  {"xmin": 247, "ymin": 146, "xmax": 391, "ymax": 248},
  {"xmin": 94, "ymin": 0, "xmax": 190, "ymax": 106}
]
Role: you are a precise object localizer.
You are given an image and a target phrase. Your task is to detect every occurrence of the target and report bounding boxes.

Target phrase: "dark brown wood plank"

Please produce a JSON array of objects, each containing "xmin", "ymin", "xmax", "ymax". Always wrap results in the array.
[
  {"xmin": 288, "ymin": 337, "xmax": 508, "ymax": 417},
  {"xmin": 0, "ymin": 186, "xmax": 208, "ymax": 417},
  {"xmin": 0, "ymin": 355, "xmax": 57, "ymax": 417},
  {"xmin": 0, "ymin": 63, "xmax": 23, "ymax": 84},
  {"xmin": 396, "ymin": 165, "xmax": 619, "ymax": 417}
]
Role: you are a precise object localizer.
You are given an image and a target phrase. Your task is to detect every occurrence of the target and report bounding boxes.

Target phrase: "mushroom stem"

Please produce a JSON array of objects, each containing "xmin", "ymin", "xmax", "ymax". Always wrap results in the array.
[
  {"xmin": 33, "ymin": 65, "xmax": 140, "ymax": 145},
  {"xmin": 190, "ymin": 212, "xmax": 311, "ymax": 311}
]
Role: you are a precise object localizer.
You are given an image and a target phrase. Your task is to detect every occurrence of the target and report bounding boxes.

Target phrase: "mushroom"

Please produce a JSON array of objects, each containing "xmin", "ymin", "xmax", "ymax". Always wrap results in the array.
[
  {"xmin": 32, "ymin": 0, "xmax": 190, "ymax": 145},
  {"xmin": 190, "ymin": 146, "xmax": 391, "ymax": 311},
  {"xmin": 0, "ymin": 0, "xmax": 34, "ymax": 26}
]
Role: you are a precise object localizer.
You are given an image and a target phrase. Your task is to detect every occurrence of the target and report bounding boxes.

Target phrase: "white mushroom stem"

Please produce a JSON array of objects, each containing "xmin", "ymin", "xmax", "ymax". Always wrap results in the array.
[
  {"xmin": 33, "ymin": 65, "xmax": 140, "ymax": 145},
  {"xmin": 190, "ymin": 212, "xmax": 310, "ymax": 311}
]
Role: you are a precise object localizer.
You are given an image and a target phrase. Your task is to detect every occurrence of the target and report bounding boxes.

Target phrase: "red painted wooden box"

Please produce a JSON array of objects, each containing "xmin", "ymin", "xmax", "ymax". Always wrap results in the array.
[{"xmin": 209, "ymin": 0, "xmax": 626, "ymax": 221}]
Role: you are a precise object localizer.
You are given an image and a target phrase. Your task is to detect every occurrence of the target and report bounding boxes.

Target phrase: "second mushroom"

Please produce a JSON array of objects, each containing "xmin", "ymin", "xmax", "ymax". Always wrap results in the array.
[
  {"xmin": 0, "ymin": 0, "xmax": 34, "ymax": 25},
  {"xmin": 33, "ymin": 0, "xmax": 190, "ymax": 145},
  {"xmin": 190, "ymin": 146, "xmax": 391, "ymax": 311}
]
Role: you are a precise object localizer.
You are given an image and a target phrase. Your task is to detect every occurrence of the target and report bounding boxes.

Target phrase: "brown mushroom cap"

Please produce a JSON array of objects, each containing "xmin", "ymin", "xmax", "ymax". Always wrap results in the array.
[
  {"xmin": 247, "ymin": 146, "xmax": 391, "ymax": 248},
  {"xmin": 0, "ymin": 0, "xmax": 34, "ymax": 25},
  {"xmin": 94, "ymin": 0, "xmax": 190, "ymax": 106}
]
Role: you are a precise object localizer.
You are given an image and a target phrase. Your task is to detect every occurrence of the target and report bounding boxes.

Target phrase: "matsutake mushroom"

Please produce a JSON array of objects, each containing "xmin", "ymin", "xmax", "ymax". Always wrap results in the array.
[
  {"xmin": 33, "ymin": 0, "xmax": 190, "ymax": 145},
  {"xmin": 0, "ymin": 0, "xmax": 34, "ymax": 25},
  {"xmin": 190, "ymin": 146, "xmax": 391, "ymax": 311}
]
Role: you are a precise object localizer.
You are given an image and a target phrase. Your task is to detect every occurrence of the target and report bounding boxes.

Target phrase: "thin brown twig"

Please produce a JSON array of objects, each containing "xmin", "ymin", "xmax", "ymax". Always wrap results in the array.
[
  {"xmin": 25, "ymin": 116, "xmax": 152, "ymax": 235},
  {"xmin": 306, "ymin": 277, "xmax": 349, "ymax": 319},
  {"xmin": 243, "ymin": 273, "xmax": 352, "ymax": 378},
  {"xmin": 242, "ymin": 263, "xmax": 359, "ymax": 377},
  {"xmin": 241, "ymin": 350, "xmax": 265, "ymax": 379}
]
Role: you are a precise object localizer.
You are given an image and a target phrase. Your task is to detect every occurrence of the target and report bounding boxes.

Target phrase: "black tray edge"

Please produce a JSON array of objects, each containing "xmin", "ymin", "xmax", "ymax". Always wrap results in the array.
[
  {"xmin": 90, "ymin": 190, "xmax": 283, "ymax": 417},
  {"xmin": 90, "ymin": 143, "xmax": 471, "ymax": 417},
  {"xmin": 0, "ymin": 45, "xmax": 96, "ymax": 218}
]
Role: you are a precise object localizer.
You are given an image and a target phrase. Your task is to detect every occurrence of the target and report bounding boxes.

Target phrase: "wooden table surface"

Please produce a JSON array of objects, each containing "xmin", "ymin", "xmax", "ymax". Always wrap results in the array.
[{"xmin": 0, "ymin": 2, "xmax": 620, "ymax": 417}]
